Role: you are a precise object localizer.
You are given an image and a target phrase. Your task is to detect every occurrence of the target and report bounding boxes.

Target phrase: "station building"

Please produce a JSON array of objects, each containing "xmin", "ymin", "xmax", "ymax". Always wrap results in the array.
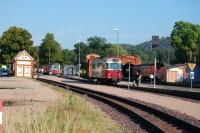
[{"xmin": 12, "ymin": 50, "xmax": 35, "ymax": 78}]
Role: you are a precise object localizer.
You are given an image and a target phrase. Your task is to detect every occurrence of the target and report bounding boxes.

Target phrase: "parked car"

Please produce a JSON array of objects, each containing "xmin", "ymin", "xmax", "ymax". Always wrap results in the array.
[{"xmin": 0, "ymin": 69, "xmax": 9, "ymax": 77}]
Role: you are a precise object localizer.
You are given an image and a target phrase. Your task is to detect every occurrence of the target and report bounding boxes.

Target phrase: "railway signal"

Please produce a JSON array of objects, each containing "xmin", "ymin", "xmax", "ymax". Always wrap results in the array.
[{"xmin": 151, "ymin": 36, "xmax": 160, "ymax": 49}]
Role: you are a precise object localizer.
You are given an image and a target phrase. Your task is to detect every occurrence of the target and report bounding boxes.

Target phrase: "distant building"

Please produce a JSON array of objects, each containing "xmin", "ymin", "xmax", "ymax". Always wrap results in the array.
[
  {"xmin": 165, "ymin": 64, "xmax": 185, "ymax": 83},
  {"xmin": 12, "ymin": 50, "xmax": 35, "ymax": 77},
  {"xmin": 164, "ymin": 63, "xmax": 200, "ymax": 83},
  {"xmin": 63, "ymin": 65, "xmax": 78, "ymax": 76}
]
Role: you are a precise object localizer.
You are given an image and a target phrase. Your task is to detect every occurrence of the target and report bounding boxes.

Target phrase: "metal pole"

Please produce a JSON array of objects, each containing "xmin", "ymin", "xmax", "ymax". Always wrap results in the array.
[
  {"xmin": 49, "ymin": 43, "xmax": 50, "ymax": 65},
  {"xmin": 78, "ymin": 42, "xmax": 80, "ymax": 79},
  {"xmin": 153, "ymin": 51, "xmax": 156, "ymax": 88},
  {"xmin": 117, "ymin": 31, "xmax": 119, "ymax": 58},
  {"xmin": 191, "ymin": 79, "xmax": 193, "ymax": 91},
  {"xmin": 128, "ymin": 61, "xmax": 130, "ymax": 90},
  {"xmin": 168, "ymin": 42, "xmax": 170, "ymax": 67}
]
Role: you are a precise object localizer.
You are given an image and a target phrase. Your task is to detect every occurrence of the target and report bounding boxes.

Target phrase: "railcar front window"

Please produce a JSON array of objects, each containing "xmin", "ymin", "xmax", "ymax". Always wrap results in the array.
[
  {"xmin": 52, "ymin": 65, "xmax": 59, "ymax": 69},
  {"xmin": 106, "ymin": 63, "xmax": 121, "ymax": 69}
]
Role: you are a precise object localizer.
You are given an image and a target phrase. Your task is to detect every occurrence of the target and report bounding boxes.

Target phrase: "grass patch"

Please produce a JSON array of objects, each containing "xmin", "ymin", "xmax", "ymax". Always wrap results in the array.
[{"xmin": 4, "ymin": 92, "xmax": 128, "ymax": 133}]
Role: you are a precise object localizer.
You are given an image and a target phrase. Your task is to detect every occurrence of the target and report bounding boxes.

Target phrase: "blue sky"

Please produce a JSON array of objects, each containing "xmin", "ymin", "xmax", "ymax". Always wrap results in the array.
[{"xmin": 0, "ymin": 0, "xmax": 200, "ymax": 49}]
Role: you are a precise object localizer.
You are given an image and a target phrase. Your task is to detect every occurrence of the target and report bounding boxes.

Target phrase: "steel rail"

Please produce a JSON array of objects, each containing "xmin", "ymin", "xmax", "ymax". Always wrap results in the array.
[
  {"xmin": 38, "ymin": 77, "xmax": 200, "ymax": 133},
  {"xmin": 61, "ymin": 76, "xmax": 200, "ymax": 101}
]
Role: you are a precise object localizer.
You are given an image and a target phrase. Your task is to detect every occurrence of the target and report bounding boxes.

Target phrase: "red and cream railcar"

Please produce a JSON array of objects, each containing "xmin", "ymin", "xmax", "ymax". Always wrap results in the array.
[
  {"xmin": 43, "ymin": 63, "xmax": 61, "ymax": 76},
  {"xmin": 90, "ymin": 57, "xmax": 123, "ymax": 84}
]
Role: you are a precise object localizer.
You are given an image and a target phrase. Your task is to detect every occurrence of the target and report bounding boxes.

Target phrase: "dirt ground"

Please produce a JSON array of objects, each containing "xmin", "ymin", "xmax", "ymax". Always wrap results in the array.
[{"xmin": 0, "ymin": 77, "xmax": 62, "ymax": 113}]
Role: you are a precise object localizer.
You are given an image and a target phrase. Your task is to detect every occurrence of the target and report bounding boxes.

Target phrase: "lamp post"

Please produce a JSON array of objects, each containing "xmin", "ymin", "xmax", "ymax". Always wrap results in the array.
[
  {"xmin": 113, "ymin": 28, "xmax": 119, "ymax": 58},
  {"xmin": 168, "ymin": 38, "xmax": 171, "ymax": 68}
]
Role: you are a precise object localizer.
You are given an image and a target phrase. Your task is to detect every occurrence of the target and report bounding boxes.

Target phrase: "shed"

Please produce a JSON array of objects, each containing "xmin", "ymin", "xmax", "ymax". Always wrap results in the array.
[
  {"xmin": 64, "ymin": 65, "xmax": 78, "ymax": 76},
  {"xmin": 165, "ymin": 64, "xmax": 185, "ymax": 83},
  {"xmin": 13, "ymin": 50, "xmax": 35, "ymax": 77}
]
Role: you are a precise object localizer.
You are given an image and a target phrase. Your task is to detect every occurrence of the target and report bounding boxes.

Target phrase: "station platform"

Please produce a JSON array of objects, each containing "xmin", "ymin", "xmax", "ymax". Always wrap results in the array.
[{"xmin": 119, "ymin": 81, "xmax": 200, "ymax": 93}]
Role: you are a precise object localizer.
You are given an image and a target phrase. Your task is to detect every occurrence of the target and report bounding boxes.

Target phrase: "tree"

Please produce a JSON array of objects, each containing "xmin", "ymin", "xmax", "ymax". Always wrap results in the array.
[
  {"xmin": 157, "ymin": 49, "xmax": 169, "ymax": 65},
  {"xmin": 197, "ymin": 42, "xmax": 200, "ymax": 65},
  {"xmin": 171, "ymin": 21, "xmax": 200, "ymax": 63},
  {"xmin": 62, "ymin": 49, "xmax": 76, "ymax": 65},
  {"xmin": 30, "ymin": 46, "xmax": 39, "ymax": 67},
  {"xmin": 39, "ymin": 33, "xmax": 62, "ymax": 66},
  {"xmin": 74, "ymin": 42, "xmax": 89, "ymax": 69},
  {"xmin": 196, "ymin": 26, "xmax": 200, "ymax": 65},
  {"xmin": 87, "ymin": 36, "xmax": 107, "ymax": 56},
  {"xmin": 139, "ymin": 51, "xmax": 154, "ymax": 64},
  {"xmin": 85, "ymin": 36, "xmax": 127, "ymax": 57},
  {"xmin": 0, "ymin": 26, "xmax": 38, "ymax": 65},
  {"xmin": 104, "ymin": 44, "xmax": 127, "ymax": 57}
]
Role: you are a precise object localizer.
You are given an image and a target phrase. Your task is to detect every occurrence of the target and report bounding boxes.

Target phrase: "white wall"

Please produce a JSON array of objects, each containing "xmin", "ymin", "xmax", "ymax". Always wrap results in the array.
[{"xmin": 169, "ymin": 67, "xmax": 183, "ymax": 82}]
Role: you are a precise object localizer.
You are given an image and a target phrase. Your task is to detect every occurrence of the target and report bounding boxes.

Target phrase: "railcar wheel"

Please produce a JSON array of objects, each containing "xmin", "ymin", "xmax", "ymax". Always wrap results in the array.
[{"xmin": 97, "ymin": 79, "xmax": 101, "ymax": 84}]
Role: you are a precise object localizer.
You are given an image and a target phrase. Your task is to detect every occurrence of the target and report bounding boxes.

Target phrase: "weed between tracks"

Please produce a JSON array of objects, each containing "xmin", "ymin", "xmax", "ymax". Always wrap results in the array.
[{"xmin": 3, "ymin": 84, "xmax": 126, "ymax": 133}]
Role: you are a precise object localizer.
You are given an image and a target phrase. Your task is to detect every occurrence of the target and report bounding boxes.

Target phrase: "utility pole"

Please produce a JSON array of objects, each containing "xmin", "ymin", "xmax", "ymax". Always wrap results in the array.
[
  {"xmin": 49, "ymin": 43, "xmax": 50, "ymax": 65},
  {"xmin": 117, "ymin": 31, "xmax": 119, "ymax": 58},
  {"xmin": 78, "ymin": 42, "xmax": 80, "ymax": 79},
  {"xmin": 168, "ymin": 38, "xmax": 171, "ymax": 68},
  {"xmin": 154, "ymin": 51, "xmax": 157, "ymax": 88}
]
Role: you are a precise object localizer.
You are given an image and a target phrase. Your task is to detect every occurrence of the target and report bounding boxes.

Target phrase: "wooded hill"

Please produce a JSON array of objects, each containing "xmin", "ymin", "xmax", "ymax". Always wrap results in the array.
[{"xmin": 121, "ymin": 37, "xmax": 176, "ymax": 65}]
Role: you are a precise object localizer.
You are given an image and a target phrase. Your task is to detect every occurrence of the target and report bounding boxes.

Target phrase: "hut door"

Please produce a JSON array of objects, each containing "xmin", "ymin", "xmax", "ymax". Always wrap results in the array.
[
  {"xmin": 24, "ymin": 66, "xmax": 31, "ymax": 77},
  {"xmin": 17, "ymin": 65, "xmax": 23, "ymax": 77}
]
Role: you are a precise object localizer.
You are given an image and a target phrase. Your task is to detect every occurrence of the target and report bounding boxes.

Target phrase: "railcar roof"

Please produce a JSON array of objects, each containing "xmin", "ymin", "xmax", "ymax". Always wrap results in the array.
[
  {"xmin": 134, "ymin": 63, "xmax": 164, "ymax": 67},
  {"xmin": 93, "ymin": 58, "xmax": 122, "ymax": 63}
]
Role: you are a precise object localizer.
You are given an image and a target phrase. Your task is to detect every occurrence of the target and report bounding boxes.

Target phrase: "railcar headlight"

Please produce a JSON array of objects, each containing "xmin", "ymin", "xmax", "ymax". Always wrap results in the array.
[{"xmin": 107, "ymin": 73, "xmax": 111, "ymax": 76}]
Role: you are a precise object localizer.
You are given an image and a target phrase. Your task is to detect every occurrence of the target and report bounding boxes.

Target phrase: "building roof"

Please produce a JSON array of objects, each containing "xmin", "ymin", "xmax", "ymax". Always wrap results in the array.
[{"xmin": 13, "ymin": 50, "xmax": 34, "ymax": 61}]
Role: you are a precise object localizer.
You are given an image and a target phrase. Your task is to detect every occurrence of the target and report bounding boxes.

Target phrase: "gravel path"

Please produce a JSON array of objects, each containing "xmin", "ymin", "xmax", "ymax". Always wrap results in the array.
[
  {"xmin": 0, "ymin": 77, "xmax": 62, "ymax": 113},
  {"xmin": 0, "ymin": 77, "xmax": 149, "ymax": 132},
  {"xmin": 0, "ymin": 77, "xmax": 60, "ymax": 101},
  {"xmin": 82, "ymin": 95, "xmax": 147, "ymax": 133}
]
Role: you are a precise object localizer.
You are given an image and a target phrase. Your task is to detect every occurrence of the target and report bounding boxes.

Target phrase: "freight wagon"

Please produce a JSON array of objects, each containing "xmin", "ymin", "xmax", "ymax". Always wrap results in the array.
[{"xmin": 131, "ymin": 63, "xmax": 165, "ymax": 81}]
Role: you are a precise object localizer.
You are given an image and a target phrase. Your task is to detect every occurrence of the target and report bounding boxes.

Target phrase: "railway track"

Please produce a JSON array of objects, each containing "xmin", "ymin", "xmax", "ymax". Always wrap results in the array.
[
  {"xmin": 61, "ymin": 76, "xmax": 200, "ymax": 101},
  {"xmin": 38, "ymin": 77, "xmax": 200, "ymax": 133}
]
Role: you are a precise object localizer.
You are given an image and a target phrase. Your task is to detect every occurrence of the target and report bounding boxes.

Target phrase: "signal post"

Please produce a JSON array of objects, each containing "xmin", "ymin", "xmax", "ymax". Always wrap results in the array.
[{"xmin": 151, "ymin": 36, "xmax": 160, "ymax": 88}]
